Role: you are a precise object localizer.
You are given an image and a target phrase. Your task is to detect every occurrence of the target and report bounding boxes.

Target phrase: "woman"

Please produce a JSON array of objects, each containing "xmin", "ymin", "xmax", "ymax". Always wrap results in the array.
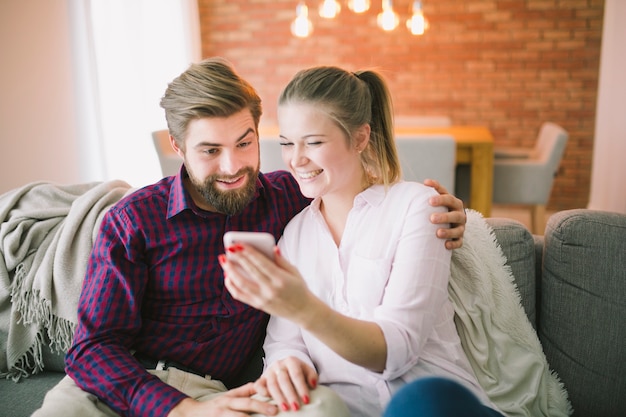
[{"xmin": 220, "ymin": 66, "xmax": 503, "ymax": 417}]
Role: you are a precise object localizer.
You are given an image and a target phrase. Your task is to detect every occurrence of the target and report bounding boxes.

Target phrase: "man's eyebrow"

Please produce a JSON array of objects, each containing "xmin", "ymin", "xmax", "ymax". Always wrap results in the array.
[{"xmin": 196, "ymin": 128, "xmax": 256, "ymax": 147}]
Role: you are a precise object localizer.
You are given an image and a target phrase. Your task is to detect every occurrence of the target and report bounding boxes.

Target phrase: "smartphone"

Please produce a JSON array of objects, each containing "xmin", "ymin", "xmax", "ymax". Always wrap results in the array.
[{"xmin": 223, "ymin": 231, "xmax": 276, "ymax": 259}]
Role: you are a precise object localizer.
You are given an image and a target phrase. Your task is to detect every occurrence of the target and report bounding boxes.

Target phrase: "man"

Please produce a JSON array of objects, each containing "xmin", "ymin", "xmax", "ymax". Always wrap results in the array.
[{"xmin": 34, "ymin": 58, "xmax": 467, "ymax": 417}]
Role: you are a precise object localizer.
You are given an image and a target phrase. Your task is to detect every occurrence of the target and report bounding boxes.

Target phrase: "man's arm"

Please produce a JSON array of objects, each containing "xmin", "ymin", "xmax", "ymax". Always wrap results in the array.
[
  {"xmin": 65, "ymin": 208, "xmax": 187, "ymax": 417},
  {"xmin": 424, "ymin": 178, "xmax": 466, "ymax": 250}
]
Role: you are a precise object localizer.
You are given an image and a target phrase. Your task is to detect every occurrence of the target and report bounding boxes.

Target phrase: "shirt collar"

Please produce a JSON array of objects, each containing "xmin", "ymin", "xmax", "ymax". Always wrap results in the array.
[
  {"xmin": 309, "ymin": 184, "xmax": 387, "ymax": 214},
  {"xmin": 166, "ymin": 165, "xmax": 190, "ymax": 218}
]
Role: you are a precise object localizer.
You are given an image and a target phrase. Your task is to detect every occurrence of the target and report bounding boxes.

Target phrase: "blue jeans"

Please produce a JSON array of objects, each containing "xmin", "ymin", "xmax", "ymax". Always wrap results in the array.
[{"xmin": 383, "ymin": 377, "xmax": 504, "ymax": 417}]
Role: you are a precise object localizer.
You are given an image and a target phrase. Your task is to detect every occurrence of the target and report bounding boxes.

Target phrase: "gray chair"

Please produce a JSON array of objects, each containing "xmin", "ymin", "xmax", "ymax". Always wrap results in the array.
[
  {"xmin": 152, "ymin": 129, "xmax": 181, "ymax": 177},
  {"xmin": 261, "ymin": 134, "xmax": 457, "ymax": 191},
  {"xmin": 492, "ymin": 122, "xmax": 568, "ymax": 234},
  {"xmin": 259, "ymin": 137, "xmax": 287, "ymax": 173},
  {"xmin": 396, "ymin": 134, "xmax": 456, "ymax": 192}
]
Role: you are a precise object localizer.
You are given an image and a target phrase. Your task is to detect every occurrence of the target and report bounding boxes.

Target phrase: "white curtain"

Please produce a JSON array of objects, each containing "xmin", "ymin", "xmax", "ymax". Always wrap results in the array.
[
  {"xmin": 69, "ymin": 0, "xmax": 201, "ymax": 187},
  {"xmin": 588, "ymin": 0, "xmax": 626, "ymax": 214}
]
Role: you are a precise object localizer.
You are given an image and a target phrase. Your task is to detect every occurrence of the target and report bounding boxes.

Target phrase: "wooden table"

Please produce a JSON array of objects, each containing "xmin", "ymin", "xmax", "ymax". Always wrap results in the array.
[
  {"xmin": 396, "ymin": 126, "xmax": 494, "ymax": 217},
  {"xmin": 259, "ymin": 125, "xmax": 494, "ymax": 217}
]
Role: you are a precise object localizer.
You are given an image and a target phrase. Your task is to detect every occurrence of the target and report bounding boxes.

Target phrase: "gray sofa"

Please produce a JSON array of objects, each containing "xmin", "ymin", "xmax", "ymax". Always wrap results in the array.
[{"xmin": 2, "ymin": 209, "xmax": 625, "ymax": 417}]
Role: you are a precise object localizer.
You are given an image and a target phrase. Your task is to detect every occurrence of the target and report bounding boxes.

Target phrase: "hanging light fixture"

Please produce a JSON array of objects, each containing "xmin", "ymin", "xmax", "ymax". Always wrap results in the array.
[
  {"xmin": 377, "ymin": 0, "xmax": 399, "ymax": 31},
  {"xmin": 291, "ymin": 2, "xmax": 313, "ymax": 38},
  {"xmin": 347, "ymin": 0, "xmax": 370, "ymax": 13},
  {"xmin": 406, "ymin": 0, "xmax": 428, "ymax": 35},
  {"xmin": 319, "ymin": 0, "xmax": 341, "ymax": 18},
  {"xmin": 291, "ymin": 0, "xmax": 428, "ymax": 37}
]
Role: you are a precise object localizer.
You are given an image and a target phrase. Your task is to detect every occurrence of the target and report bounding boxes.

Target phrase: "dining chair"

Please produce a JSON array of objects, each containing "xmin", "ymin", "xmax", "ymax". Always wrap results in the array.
[
  {"xmin": 492, "ymin": 122, "xmax": 569, "ymax": 234},
  {"xmin": 151, "ymin": 129, "xmax": 181, "ymax": 177},
  {"xmin": 395, "ymin": 134, "xmax": 456, "ymax": 192},
  {"xmin": 395, "ymin": 115, "xmax": 452, "ymax": 127},
  {"xmin": 152, "ymin": 130, "xmax": 285, "ymax": 176}
]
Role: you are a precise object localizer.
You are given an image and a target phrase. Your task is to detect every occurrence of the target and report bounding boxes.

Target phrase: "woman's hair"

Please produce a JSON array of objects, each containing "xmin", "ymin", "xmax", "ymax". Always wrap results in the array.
[
  {"xmin": 160, "ymin": 57, "xmax": 263, "ymax": 148},
  {"xmin": 278, "ymin": 66, "xmax": 401, "ymax": 186}
]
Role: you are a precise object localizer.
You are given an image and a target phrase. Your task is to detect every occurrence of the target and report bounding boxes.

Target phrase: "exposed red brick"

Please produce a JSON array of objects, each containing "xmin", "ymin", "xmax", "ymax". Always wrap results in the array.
[{"xmin": 198, "ymin": 0, "xmax": 604, "ymax": 210}]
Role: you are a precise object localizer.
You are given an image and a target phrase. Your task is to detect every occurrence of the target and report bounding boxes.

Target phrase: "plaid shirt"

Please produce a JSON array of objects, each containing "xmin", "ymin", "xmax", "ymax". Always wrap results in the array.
[{"xmin": 66, "ymin": 168, "xmax": 309, "ymax": 417}]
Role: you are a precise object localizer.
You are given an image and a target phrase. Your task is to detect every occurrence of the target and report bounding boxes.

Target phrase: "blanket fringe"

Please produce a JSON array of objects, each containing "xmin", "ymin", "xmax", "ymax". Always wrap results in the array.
[
  {"xmin": 2, "ymin": 263, "xmax": 75, "ymax": 381},
  {"xmin": 0, "ymin": 331, "xmax": 45, "ymax": 382}
]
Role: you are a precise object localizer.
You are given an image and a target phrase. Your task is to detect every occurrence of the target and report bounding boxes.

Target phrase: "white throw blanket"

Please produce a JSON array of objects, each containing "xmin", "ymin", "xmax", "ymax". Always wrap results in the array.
[
  {"xmin": 0, "ymin": 180, "xmax": 132, "ymax": 381},
  {"xmin": 450, "ymin": 210, "xmax": 572, "ymax": 416}
]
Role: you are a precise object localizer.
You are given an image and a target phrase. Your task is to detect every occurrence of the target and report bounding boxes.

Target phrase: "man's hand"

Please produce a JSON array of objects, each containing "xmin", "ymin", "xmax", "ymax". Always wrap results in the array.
[
  {"xmin": 424, "ymin": 178, "xmax": 467, "ymax": 250},
  {"xmin": 167, "ymin": 383, "xmax": 278, "ymax": 417}
]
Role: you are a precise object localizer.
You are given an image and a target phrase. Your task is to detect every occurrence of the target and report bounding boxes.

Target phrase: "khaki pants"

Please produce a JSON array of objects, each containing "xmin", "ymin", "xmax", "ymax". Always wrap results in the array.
[{"xmin": 32, "ymin": 368, "xmax": 350, "ymax": 417}]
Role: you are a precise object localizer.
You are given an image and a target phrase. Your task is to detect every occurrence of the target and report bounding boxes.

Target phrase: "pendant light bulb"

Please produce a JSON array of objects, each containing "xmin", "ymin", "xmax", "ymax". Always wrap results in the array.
[
  {"xmin": 347, "ymin": 0, "xmax": 371, "ymax": 13},
  {"xmin": 291, "ymin": 2, "xmax": 313, "ymax": 38},
  {"xmin": 319, "ymin": 0, "xmax": 341, "ymax": 19},
  {"xmin": 407, "ymin": 0, "xmax": 428, "ymax": 35},
  {"xmin": 377, "ymin": 0, "xmax": 399, "ymax": 31}
]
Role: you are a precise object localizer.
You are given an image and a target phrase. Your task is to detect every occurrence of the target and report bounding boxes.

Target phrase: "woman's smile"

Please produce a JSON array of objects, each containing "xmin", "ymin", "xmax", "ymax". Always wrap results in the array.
[{"xmin": 296, "ymin": 169, "xmax": 323, "ymax": 180}]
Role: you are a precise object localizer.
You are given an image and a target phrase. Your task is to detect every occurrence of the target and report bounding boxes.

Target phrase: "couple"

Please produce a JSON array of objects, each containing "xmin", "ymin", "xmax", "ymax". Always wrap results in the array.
[{"xmin": 34, "ymin": 58, "xmax": 502, "ymax": 417}]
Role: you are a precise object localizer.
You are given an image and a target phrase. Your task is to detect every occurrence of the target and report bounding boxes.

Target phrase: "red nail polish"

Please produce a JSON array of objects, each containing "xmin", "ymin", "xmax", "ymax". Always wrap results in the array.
[
  {"xmin": 302, "ymin": 395, "xmax": 310, "ymax": 404},
  {"xmin": 281, "ymin": 403, "xmax": 289, "ymax": 412},
  {"xmin": 218, "ymin": 254, "xmax": 226, "ymax": 264},
  {"xmin": 292, "ymin": 402, "xmax": 299, "ymax": 411},
  {"xmin": 311, "ymin": 378, "xmax": 317, "ymax": 389},
  {"xmin": 227, "ymin": 246, "xmax": 237, "ymax": 253}
]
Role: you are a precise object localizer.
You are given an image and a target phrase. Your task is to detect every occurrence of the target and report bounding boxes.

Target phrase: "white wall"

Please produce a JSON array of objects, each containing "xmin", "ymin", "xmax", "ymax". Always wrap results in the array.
[
  {"xmin": 0, "ymin": 1, "xmax": 200, "ymax": 194},
  {"xmin": 0, "ymin": 0, "xmax": 81, "ymax": 193},
  {"xmin": 588, "ymin": 0, "xmax": 626, "ymax": 213}
]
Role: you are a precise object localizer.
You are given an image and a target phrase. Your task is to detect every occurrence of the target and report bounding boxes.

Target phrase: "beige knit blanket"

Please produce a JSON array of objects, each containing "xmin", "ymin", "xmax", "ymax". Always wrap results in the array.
[
  {"xmin": 450, "ymin": 210, "xmax": 572, "ymax": 416},
  {"xmin": 0, "ymin": 180, "xmax": 132, "ymax": 381}
]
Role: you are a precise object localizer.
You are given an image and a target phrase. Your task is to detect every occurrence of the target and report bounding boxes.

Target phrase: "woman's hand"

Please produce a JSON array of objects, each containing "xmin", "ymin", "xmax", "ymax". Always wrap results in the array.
[
  {"xmin": 219, "ymin": 244, "xmax": 314, "ymax": 323},
  {"xmin": 255, "ymin": 357, "xmax": 318, "ymax": 413}
]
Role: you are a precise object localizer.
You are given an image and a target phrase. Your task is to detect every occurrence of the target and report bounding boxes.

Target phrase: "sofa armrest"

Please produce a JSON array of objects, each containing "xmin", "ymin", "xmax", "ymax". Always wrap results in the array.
[{"xmin": 540, "ymin": 209, "xmax": 626, "ymax": 416}]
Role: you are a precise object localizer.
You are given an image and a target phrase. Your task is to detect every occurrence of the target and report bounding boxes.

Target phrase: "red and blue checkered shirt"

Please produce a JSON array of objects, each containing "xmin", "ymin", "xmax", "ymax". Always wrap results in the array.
[{"xmin": 65, "ymin": 168, "xmax": 309, "ymax": 417}]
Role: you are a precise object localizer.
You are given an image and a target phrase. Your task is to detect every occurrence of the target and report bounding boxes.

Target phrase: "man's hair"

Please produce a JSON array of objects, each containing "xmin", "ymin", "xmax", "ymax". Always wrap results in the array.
[{"xmin": 160, "ymin": 57, "xmax": 263, "ymax": 146}]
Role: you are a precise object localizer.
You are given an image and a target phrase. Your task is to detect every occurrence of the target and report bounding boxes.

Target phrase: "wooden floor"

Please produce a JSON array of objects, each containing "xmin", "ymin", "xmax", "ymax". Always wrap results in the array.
[{"xmin": 490, "ymin": 204, "xmax": 557, "ymax": 235}]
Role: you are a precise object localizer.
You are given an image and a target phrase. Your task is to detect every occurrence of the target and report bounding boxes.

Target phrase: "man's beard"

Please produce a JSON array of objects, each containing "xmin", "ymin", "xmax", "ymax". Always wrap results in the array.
[{"xmin": 188, "ymin": 166, "xmax": 258, "ymax": 215}]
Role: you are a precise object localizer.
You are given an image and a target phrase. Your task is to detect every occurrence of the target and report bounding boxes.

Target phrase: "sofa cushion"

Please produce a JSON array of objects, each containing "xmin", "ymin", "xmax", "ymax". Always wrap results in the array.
[
  {"xmin": 486, "ymin": 217, "xmax": 536, "ymax": 326},
  {"xmin": 1, "ymin": 371, "xmax": 65, "ymax": 417},
  {"xmin": 41, "ymin": 335, "xmax": 66, "ymax": 372},
  {"xmin": 540, "ymin": 209, "xmax": 626, "ymax": 417}
]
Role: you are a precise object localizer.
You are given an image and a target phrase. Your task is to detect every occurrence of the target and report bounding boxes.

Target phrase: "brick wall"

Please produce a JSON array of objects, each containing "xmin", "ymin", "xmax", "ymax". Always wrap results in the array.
[{"xmin": 197, "ymin": 0, "xmax": 604, "ymax": 210}]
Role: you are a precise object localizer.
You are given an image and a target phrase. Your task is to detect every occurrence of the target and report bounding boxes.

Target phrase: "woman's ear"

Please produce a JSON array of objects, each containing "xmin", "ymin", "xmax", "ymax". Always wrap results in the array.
[{"xmin": 355, "ymin": 123, "xmax": 371, "ymax": 153}]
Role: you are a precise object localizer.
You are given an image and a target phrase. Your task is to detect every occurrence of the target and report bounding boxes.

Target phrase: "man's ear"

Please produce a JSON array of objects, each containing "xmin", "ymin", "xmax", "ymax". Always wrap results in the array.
[{"xmin": 170, "ymin": 135, "xmax": 184, "ymax": 158}]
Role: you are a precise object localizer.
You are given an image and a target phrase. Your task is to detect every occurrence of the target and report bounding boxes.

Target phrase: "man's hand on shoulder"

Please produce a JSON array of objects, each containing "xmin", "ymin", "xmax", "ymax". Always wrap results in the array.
[
  {"xmin": 424, "ymin": 178, "xmax": 467, "ymax": 250},
  {"xmin": 167, "ymin": 383, "xmax": 278, "ymax": 417}
]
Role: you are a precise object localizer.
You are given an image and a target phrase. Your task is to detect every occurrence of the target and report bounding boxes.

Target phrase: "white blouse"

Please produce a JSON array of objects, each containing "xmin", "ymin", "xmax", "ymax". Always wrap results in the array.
[{"xmin": 264, "ymin": 182, "xmax": 494, "ymax": 417}]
